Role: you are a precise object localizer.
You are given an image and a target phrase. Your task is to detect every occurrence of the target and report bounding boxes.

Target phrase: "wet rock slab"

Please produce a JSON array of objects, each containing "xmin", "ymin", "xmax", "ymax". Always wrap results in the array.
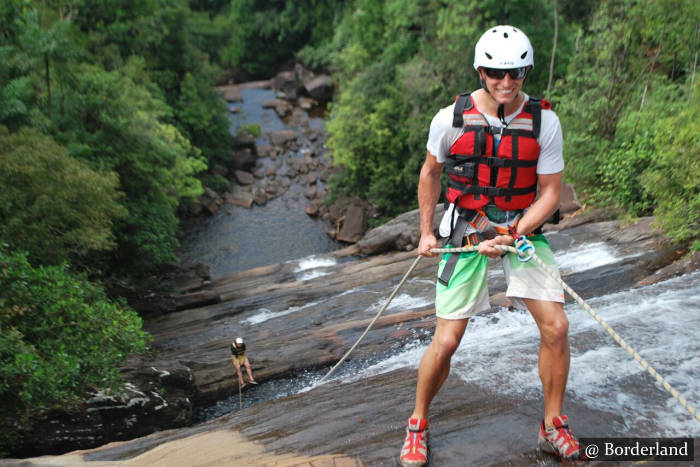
[{"xmin": 16, "ymin": 368, "xmax": 690, "ymax": 466}]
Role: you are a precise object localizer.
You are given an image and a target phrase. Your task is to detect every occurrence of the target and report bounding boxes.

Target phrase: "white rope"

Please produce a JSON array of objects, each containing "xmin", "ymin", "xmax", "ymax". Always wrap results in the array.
[{"xmin": 316, "ymin": 255, "xmax": 423, "ymax": 385}]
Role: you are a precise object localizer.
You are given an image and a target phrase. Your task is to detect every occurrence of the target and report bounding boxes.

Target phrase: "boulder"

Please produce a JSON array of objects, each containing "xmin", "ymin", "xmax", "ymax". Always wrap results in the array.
[
  {"xmin": 232, "ymin": 131, "xmax": 257, "ymax": 152},
  {"xmin": 253, "ymin": 187, "xmax": 268, "ymax": 206},
  {"xmin": 337, "ymin": 205, "xmax": 445, "ymax": 256},
  {"xmin": 252, "ymin": 167, "xmax": 265, "ymax": 179},
  {"xmin": 227, "ymin": 188, "xmax": 254, "ymax": 209},
  {"xmin": 304, "ymin": 186, "xmax": 317, "ymax": 199},
  {"xmin": 297, "ymin": 97, "xmax": 318, "ymax": 110},
  {"xmin": 272, "ymin": 70, "xmax": 299, "ymax": 100},
  {"xmin": 294, "ymin": 63, "xmax": 314, "ymax": 88},
  {"xmin": 306, "ymin": 202, "xmax": 320, "ymax": 217},
  {"xmin": 264, "ymin": 183, "xmax": 278, "ymax": 195},
  {"xmin": 305, "ymin": 172, "xmax": 318, "ymax": 185},
  {"xmin": 231, "ymin": 149, "xmax": 256, "ymax": 171},
  {"xmin": 293, "ymin": 159, "xmax": 309, "ymax": 175},
  {"xmin": 234, "ymin": 170, "xmax": 255, "ymax": 185},
  {"xmin": 336, "ymin": 205, "xmax": 367, "ymax": 243},
  {"xmin": 267, "ymin": 130, "xmax": 299, "ymax": 146},
  {"xmin": 8, "ymin": 362, "xmax": 196, "ymax": 458},
  {"xmin": 257, "ymin": 145, "xmax": 274, "ymax": 158},
  {"xmin": 188, "ymin": 201, "xmax": 203, "ymax": 217},
  {"xmin": 635, "ymin": 250, "xmax": 700, "ymax": 287},
  {"xmin": 560, "ymin": 183, "xmax": 582, "ymax": 215},
  {"xmin": 216, "ymin": 85, "xmax": 243, "ymax": 102},
  {"xmin": 262, "ymin": 98, "xmax": 293, "ymax": 118},
  {"xmin": 303, "ymin": 75, "xmax": 333, "ymax": 102},
  {"xmin": 174, "ymin": 290, "xmax": 221, "ymax": 311}
]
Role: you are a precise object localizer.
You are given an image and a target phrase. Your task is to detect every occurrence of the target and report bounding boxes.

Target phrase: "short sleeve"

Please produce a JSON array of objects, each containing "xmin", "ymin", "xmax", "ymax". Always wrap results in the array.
[
  {"xmin": 536, "ymin": 110, "xmax": 564, "ymax": 174},
  {"xmin": 426, "ymin": 104, "xmax": 461, "ymax": 163}
]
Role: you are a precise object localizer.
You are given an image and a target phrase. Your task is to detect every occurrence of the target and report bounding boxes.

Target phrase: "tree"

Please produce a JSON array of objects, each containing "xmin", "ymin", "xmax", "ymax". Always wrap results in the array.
[
  {"xmin": 0, "ymin": 246, "xmax": 148, "ymax": 450},
  {"xmin": 53, "ymin": 62, "xmax": 206, "ymax": 269},
  {"xmin": 0, "ymin": 126, "xmax": 126, "ymax": 266}
]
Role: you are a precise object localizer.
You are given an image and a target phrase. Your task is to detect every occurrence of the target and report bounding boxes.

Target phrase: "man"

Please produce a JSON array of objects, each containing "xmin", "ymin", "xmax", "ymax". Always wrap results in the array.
[
  {"xmin": 399, "ymin": 25, "xmax": 581, "ymax": 466},
  {"xmin": 231, "ymin": 337, "xmax": 258, "ymax": 388}
]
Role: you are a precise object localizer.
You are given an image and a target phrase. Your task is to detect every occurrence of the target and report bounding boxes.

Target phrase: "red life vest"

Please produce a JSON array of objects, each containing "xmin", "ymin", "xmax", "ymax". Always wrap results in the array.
[{"xmin": 445, "ymin": 93, "xmax": 551, "ymax": 211}]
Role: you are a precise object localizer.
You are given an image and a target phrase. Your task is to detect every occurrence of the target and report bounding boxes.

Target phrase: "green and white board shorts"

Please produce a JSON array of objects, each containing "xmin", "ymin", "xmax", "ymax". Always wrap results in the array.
[{"xmin": 435, "ymin": 234, "xmax": 565, "ymax": 320}]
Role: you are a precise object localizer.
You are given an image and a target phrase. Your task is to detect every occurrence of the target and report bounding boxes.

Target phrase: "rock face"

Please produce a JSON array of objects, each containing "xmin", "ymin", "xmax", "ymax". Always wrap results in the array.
[
  {"xmin": 6, "ymin": 215, "xmax": 694, "ymax": 459},
  {"xmin": 9, "ymin": 362, "xmax": 196, "ymax": 458}
]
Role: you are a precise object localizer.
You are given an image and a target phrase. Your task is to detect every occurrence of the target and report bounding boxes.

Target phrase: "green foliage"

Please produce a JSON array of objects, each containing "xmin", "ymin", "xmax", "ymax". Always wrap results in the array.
[
  {"xmin": 175, "ymin": 72, "xmax": 231, "ymax": 166},
  {"xmin": 224, "ymin": 0, "xmax": 346, "ymax": 76},
  {"xmin": 322, "ymin": 0, "xmax": 698, "ymax": 248},
  {"xmin": 76, "ymin": 0, "xmax": 234, "ymax": 163},
  {"xmin": 53, "ymin": 62, "xmax": 206, "ymax": 268},
  {"xmin": 0, "ymin": 246, "xmax": 148, "ymax": 449},
  {"xmin": 554, "ymin": 0, "xmax": 699, "ymax": 246},
  {"xmin": 200, "ymin": 173, "xmax": 232, "ymax": 193},
  {"xmin": 0, "ymin": 3, "xmax": 234, "ymax": 272},
  {"xmin": 0, "ymin": 126, "xmax": 126, "ymax": 266},
  {"xmin": 640, "ymin": 82, "xmax": 700, "ymax": 244},
  {"xmin": 239, "ymin": 122, "xmax": 262, "ymax": 138}
]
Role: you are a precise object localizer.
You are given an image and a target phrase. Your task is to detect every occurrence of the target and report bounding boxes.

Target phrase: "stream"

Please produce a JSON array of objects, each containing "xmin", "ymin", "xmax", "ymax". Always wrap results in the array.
[{"xmin": 177, "ymin": 88, "xmax": 337, "ymax": 276}]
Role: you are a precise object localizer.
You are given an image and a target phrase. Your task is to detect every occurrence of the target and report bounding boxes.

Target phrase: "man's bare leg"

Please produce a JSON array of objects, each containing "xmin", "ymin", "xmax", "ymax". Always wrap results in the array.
[
  {"xmin": 411, "ymin": 318, "xmax": 469, "ymax": 420},
  {"xmin": 524, "ymin": 298, "xmax": 570, "ymax": 427},
  {"xmin": 244, "ymin": 361, "xmax": 257, "ymax": 382},
  {"xmin": 234, "ymin": 364, "xmax": 245, "ymax": 386}
]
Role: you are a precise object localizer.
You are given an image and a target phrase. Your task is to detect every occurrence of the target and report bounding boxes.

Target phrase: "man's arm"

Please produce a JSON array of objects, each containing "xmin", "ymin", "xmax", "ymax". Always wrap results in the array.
[
  {"xmin": 417, "ymin": 151, "xmax": 444, "ymax": 257},
  {"xmin": 516, "ymin": 171, "xmax": 562, "ymax": 236}
]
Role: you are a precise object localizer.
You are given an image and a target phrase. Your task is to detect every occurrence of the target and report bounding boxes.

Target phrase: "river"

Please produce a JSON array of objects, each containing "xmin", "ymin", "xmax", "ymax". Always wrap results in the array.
[{"xmin": 177, "ymin": 88, "xmax": 337, "ymax": 276}]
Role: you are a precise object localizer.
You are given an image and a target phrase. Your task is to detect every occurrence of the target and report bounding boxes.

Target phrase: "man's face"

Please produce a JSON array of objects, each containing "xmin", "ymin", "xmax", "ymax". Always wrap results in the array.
[{"xmin": 478, "ymin": 67, "xmax": 527, "ymax": 105}]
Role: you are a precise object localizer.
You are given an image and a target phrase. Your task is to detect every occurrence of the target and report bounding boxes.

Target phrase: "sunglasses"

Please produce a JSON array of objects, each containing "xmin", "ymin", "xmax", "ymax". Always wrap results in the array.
[{"xmin": 482, "ymin": 67, "xmax": 529, "ymax": 80}]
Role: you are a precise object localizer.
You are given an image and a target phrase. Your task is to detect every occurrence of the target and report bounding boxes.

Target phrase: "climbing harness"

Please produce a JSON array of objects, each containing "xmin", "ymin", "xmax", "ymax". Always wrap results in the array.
[{"xmin": 316, "ymin": 244, "xmax": 700, "ymax": 425}]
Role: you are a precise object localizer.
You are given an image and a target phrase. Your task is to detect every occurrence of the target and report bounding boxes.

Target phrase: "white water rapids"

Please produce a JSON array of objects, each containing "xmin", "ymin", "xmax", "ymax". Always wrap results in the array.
[{"xmin": 327, "ymin": 245, "xmax": 700, "ymax": 438}]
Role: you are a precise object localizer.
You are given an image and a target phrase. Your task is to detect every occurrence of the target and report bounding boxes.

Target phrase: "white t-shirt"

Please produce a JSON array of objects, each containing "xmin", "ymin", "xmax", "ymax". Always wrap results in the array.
[{"xmin": 426, "ymin": 93, "xmax": 564, "ymax": 238}]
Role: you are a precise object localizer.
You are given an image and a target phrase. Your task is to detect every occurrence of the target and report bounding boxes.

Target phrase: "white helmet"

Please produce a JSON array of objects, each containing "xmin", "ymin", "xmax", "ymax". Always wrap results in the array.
[
  {"xmin": 235, "ymin": 337, "xmax": 244, "ymax": 345},
  {"xmin": 473, "ymin": 25, "xmax": 534, "ymax": 70}
]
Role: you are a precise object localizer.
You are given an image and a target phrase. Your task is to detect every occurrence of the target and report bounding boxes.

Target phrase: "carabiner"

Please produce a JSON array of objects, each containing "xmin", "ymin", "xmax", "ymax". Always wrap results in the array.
[{"xmin": 514, "ymin": 238, "xmax": 535, "ymax": 262}]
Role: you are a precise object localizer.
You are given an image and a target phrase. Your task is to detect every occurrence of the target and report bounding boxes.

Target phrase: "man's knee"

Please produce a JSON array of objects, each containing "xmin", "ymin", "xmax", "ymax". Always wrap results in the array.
[
  {"xmin": 432, "ymin": 332, "xmax": 461, "ymax": 358},
  {"xmin": 540, "ymin": 313, "xmax": 569, "ymax": 347}
]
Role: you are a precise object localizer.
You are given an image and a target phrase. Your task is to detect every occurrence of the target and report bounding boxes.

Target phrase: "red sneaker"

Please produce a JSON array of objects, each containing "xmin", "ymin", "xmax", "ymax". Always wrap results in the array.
[
  {"xmin": 537, "ymin": 415, "xmax": 583, "ymax": 461},
  {"xmin": 400, "ymin": 418, "xmax": 429, "ymax": 467}
]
